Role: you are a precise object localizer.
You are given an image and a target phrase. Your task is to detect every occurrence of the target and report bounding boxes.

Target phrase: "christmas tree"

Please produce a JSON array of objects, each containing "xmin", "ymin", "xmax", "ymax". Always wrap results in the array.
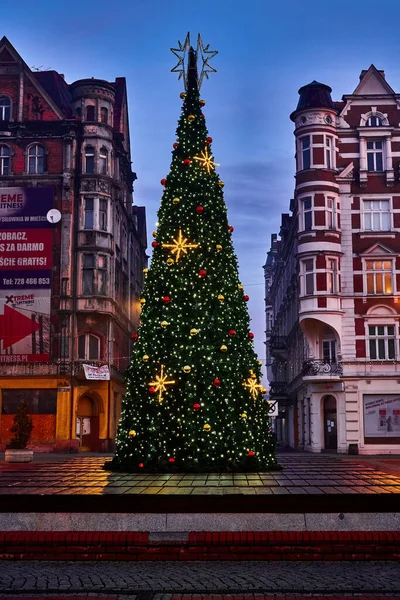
[{"xmin": 109, "ymin": 36, "xmax": 278, "ymax": 473}]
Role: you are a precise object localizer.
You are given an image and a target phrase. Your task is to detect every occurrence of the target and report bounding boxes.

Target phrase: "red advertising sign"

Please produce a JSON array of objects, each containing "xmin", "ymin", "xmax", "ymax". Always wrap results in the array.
[{"xmin": 0, "ymin": 187, "xmax": 54, "ymax": 362}]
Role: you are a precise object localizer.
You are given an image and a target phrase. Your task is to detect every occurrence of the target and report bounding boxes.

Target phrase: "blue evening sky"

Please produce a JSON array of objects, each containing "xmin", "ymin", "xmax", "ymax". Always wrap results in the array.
[{"xmin": 4, "ymin": 0, "xmax": 400, "ymax": 378}]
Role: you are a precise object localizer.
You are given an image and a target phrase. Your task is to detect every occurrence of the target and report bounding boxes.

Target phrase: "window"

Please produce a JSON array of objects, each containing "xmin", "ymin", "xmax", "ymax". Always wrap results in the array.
[
  {"xmin": 303, "ymin": 197, "xmax": 312, "ymax": 230},
  {"xmin": 86, "ymin": 105, "xmax": 95, "ymax": 121},
  {"xmin": 84, "ymin": 198, "xmax": 94, "ymax": 229},
  {"xmin": 326, "ymin": 137, "xmax": 333, "ymax": 169},
  {"xmin": 82, "ymin": 254, "xmax": 95, "ymax": 294},
  {"xmin": 363, "ymin": 199, "xmax": 390, "ymax": 231},
  {"xmin": 326, "ymin": 258, "xmax": 339, "ymax": 294},
  {"xmin": 1, "ymin": 389, "xmax": 57, "ymax": 414},
  {"xmin": 323, "ymin": 339, "xmax": 337, "ymax": 363},
  {"xmin": 99, "ymin": 198, "xmax": 107, "ymax": 231},
  {"xmin": 368, "ymin": 325, "xmax": 396, "ymax": 360},
  {"xmin": 301, "ymin": 259, "xmax": 314, "ymax": 295},
  {"xmin": 0, "ymin": 145, "xmax": 10, "ymax": 175},
  {"xmin": 100, "ymin": 107, "xmax": 108, "ymax": 124},
  {"xmin": 99, "ymin": 147, "xmax": 108, "ymax": 175},
  {"xmin": 75, "ymin": 107, "xmax": 81, "ymax": 118},
  {"xmin": 365, "ymin": 260, "xmax": 393, "ymax": 295},
  {"xmin": 85, "ymin": 146, "xmax": 95, "ymax": 174},
  {"xmin": 366, "ymin": 116, "xmax": 383, "ymax": 127},
  {"xmin": 78, "ymin": 333, "xmax": 100, "ymax": 360},
  {"xmin": 28, "ymin": 144, "xmax": 45, "ymax": 174},
  {"xmin": 0, "ymin": 96, "xmax": 11, "ymax": 121},
  {"xmin": 98, "ymin": 255, "xmax": 107, "ymax": 295},
  {"xmin": 301, "ymin": 136, "xmax": 311, "ymax": 170},
  {"xmin": 327, "ymin": 198, "xmax": 336, "ymax": 229},
  {"xmin": 367, "ymin": 141, "xmax": 383, "ymax": 172}
]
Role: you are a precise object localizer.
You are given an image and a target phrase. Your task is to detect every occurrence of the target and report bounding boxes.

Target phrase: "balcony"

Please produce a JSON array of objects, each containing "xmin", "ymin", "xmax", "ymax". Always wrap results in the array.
[
  {"xmin": 269, "ymin": 335, "xmax": 288, "ymax": 359},
  {"xmin": 302, "ymin": 359, "xmax": 343, "ymax": 381},
  {"xmin": 270, "ymin": 381, "xmax": 288, "ymax": 398}
]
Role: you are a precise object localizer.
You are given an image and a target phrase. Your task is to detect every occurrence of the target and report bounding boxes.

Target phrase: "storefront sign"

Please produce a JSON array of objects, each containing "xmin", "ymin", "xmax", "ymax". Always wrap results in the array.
[
  {"xmin": 83, "ymin": 364, "xmax": 110, "ymax": 380},
  {"xmin": 364, "ymin": 394, "xmax": 400, "ymax": 437},
  {"xmin": 0, "ymin": 188, "xmax": 53, "ymax": 362}
]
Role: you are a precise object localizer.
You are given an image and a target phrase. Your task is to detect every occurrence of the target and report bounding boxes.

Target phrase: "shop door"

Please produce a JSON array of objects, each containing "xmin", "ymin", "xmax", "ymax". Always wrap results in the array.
[{"xmin": 323, "ymin": 395, "xmax": 337, "ymax": 450}]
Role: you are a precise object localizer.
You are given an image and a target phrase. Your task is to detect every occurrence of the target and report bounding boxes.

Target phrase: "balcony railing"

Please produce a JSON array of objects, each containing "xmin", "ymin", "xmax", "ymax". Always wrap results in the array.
[
  {"xmin": 269, "ymin": 336, "xmax": 288, "ymax": 358},
  {"xmin": 270, "ymin": 381, "xmax": 288, "ymax": 397},
  {"xmin": 302, "ymin": 359, "xmax": 343, "ymax": 377}
]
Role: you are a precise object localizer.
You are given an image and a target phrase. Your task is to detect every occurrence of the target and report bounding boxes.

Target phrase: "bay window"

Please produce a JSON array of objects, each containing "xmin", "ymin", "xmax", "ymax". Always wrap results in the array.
[
  {"xmin": 81, "ymin": 253, "xmax": 108, "ymax": 296},
  {"xmin": 326, "ymin": 258, "xmax": 339, "ymax": 294},
  {"xmin": 301, "ymin": 136, "xmax": 311, "ymax": 170},
  {"xmin": 301, "ymin": 258, "xmax": 315, "ymax": 295}
]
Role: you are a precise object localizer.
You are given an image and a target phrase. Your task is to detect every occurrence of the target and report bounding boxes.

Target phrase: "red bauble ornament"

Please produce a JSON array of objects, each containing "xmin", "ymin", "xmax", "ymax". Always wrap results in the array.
[
  {"xmin": 247, "ymin": 451, "xmax": 255, "ymax": 457},
  {"xmin": 196, "ymin": 206, "xmax": 204, "ymax": 214},
  {"xmin": 183, "ymin": 158, "xmax": 191, "ymax": 166},
  {"xmin": 168, "ymin": 457, "xmax": 175, "ymax": 463},
  {"xmin": 248, "ymin": 332, "xmax": 254, "ymax": 339},
  {"xmin": 162, "ymin": 296, "xmax": 171, "ymax": 304},
  {"xmin": 244, "ymin": 295, "xmax": 250, "ymax": 302},
  {"xmin": 213, "ymin": 378, "xmax": 221, "ymax": 387},
  {"xmin": 173, "ymin": 142, "xmax": 179, "ymax": 148},
  {"xmin": 193, "ymin": 403, "xmax": 201, "ymax": 411},
  {"xmin": 160, "ymin": 178, "xmax": 167, "ymax": 186},
  {"xmin": 149, "ymin": 387, "xmax": 156, "ymax": 395},
  {"xmin": 199, "ymin": 269, "xmax": 207, "ymax": 278},
  {"xmin": 152, "ymin": 241, "xmax": 158, "ymax": 249},
  {"xmin": 228, "ymin": 329, "xmax": 236, "ymax": 337},
  {"xmin": 138, "ymin": 463, "xmax": 144, "ymax": 468},
  {"xmin": 131, "ymin": 333, "xmax": 138, "ymax": 342},
  {"xmin": 206, "ymin": 137, "xmax": 213, "ymax": 144},
  {"xmin": 228, "ymin": 225, "xmax": 234, "ymax": 233},
  {"xmin": 201, "ymin": 113, "xmax": 205, "ymax": 117}
]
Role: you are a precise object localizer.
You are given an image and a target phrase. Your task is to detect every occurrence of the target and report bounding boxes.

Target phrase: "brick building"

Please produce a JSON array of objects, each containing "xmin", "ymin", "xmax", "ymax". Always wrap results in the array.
[
  {"xmin": 0, "ymin": 36, "xmax": 147, "ymax": 452},
  {"xmin": 265, "ymin": 65, "xmax": 400, "ymax": 454}
]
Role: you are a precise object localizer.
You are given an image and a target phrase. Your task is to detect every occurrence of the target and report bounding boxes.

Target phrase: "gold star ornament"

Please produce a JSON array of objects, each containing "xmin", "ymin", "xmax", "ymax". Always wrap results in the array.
[
  {"xmin": 148, "ymin": 364, "xmax": 176, "ymax": 404},
  {"xmin": 194, "ymin": 146, "xmax": 220, "ymax": 174},
  {"xmin": 242, "ymin": 370, "xmax": 263, "ymax": 401},
  {"xmin": 162, "ymin": 230, "xmax": 199, "ymax": 262}
]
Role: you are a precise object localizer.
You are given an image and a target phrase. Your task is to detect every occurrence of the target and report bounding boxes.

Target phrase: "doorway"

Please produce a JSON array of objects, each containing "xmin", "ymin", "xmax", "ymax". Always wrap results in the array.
[
  {"xmin": 76, "ymin": 395, "xmax": 100, "ymax": 452},
  {"xmin": 323, "ymin": 395, "xmax": 337, "ymax": 451}
]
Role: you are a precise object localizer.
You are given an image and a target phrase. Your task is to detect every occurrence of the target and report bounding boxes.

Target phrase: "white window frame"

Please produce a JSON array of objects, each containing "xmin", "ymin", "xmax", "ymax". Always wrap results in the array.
[
  {"xmin": 368, "ymin": 324, "xmax": 397, "ymax": 360},
  {"xmin": 367, "ymin": 140, "xmax": 384, "ymax": 172},
  {"xmin": 82, "ymin": 197, "xmax": 109, "ymax": 232},
  {"xmin": 0, "ymin": 144, "xmax": 11, "ymax": 175},
  {"xmin": 326, "ymin": 197, "xmax": 337, "ymax": 229},
  {"xmin": 302, "ymin": 197, "xmax": 313, "ymax": 231},
  {"xmin": 326, "ymin": 257, "xmax": 339, "ymax": 294},
  {"xmin": 0, "ymin": 96, "xmax": 11, "ymax": 121},
  {"xmin": 99, "ymin": 147, "xmax": 108, "ymax": 175},
  {"xmin": 81, "ymin": 253, "xmax": 108, "ymax": 296},
  {"xmin": 28, "ymin": 144, "xmax": 45, "ymax": 174},
  {"xmin": 366, "ymin": 115, "xmax": 383, "ymax": 127},
  {"xmin": 78, "ymin": 333, "xmax": 101, "ymax": 360},
  {"xmin": 322, "ymin": 338, "xmax": 337, "ymax": 363},
  {"xmin": 362, "ymin": 199, "xmax": 391, "ymax": 232},
  {"xmin": 301, "ymin": 135, "xmax": 311, "ymax": 170},
  {"xmin": 300, "ymin": 258, "xmax": 315, "ymax": 296},
  {"xmin": 364, "ymin": 259, "xmax": 395, "ymax": 295},
  {"xmin": 325, "ymin": 136, "xmax": 334, "ymax": 169}
]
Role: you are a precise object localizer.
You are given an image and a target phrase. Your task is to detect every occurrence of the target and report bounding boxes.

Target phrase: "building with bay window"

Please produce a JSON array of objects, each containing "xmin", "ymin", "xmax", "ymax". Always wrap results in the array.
[
  {"xmin": 0, "ymin": 37, "xmax": 147, "ymax": 452},
  {"xmin": 265, "ymin": 65, "xmax": 400, "ymax": 454}
]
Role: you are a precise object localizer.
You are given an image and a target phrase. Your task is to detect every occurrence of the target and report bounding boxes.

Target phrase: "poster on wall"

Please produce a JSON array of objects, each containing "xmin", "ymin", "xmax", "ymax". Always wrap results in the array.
[
  {"xmin": 0, "ymin": 187, "xmax": 53, "ymax": 363},
  {"xmin": 364, "ymin": 395, "xmax": 400, "ymax": 437}
]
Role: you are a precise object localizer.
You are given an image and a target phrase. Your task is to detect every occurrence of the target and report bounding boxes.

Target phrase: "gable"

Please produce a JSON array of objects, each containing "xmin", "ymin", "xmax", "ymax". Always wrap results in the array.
[
  {"xmin": 352, "ymin": 65, "xmax": 395, "ymax": 96},
  {"xmin": 0, "ymin": 47, "xmax": 16, "ymax": 63},
  {"xmin": 363, "ymin": 243, "xmax": 396, "ymax": 256}
]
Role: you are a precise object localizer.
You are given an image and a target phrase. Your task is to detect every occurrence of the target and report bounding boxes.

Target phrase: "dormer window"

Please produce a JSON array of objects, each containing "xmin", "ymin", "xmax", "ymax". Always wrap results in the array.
[
  {"xmin": 366, "ymin": 115, "xmax": 383, "ymax": 127},
  {"xmin": 0, "ymin": 96, "xmax": 11, "ymax": 121}
]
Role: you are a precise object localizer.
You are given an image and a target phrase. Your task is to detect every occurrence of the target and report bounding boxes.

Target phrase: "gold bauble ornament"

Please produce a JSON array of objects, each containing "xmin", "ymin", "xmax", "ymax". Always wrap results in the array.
[
  {"xmin": 172, "ymin": 197, "xmax": 180, "ymax": 204},
  {"xmin": 166, "ymin": 258, "xmax": 174, "ymax": 265},
  {"xmin": 180, "ymin": 92, "xmax": 187, "ymax": 99},
  {"xmin": 217, "ymin": 295, "xmax": 224, "ymax": 302},
  {"xmin": 218, "ymin": 181, "xmax": 225, "ymax": 188},
  {"xmin": 129, "ymin": 430, "xmax": 137, "ymax": 437},
  {"xmin": 199, "ymin": 99, "xmax": 206, "ymax": 106},
  {"xmin": 216, "ymin": 244, "xmax": 222, "ymax": 251},
  {"xmin": 220, "ymin": 345, "xmax": 228, "ymax": 352},
  {"xmin": 188, "ymin": 114, "xmax": 195, "ymax": 122},
  {"xmin": 190, "ymin": 328, "xmax": 198, "ymax": 336},
  {"xmin": 258, "ymin": 360, "xmax": 263, "ymax": 365},
  {"xmin": 203, "ymin": 423, "xmax": 211, "ymax": 432},
  {"xmin": 161, "ymin": 321, "xmax": 169, "ymax": 328},
  {"xmin": 152, "ymin": 231, "xmax": 157, "ymax": 238},
  {"xmin": 241, "ymin": 413, "xmax": 247, "ymax": 420},
  {"xmin": 143, "ymin": 268, "xmax": 148, "ymax": 274},
  {"xmin": 142, "ymin": 355, "xmax": 149, "ymax": 362},
  {"xmin": 183, "ymin": 365, "xmax": 191, "ymax": 373},
  {"xmin": 261, "ymin": 387, "xmax": 267, "ymax": 394},
  {"xmin": 140, "ymin": 298, "xmax": 146, "ymax": 305},
  {"xmin": 238, "ymin": 284, "xmax": 244, "ymax": 291}
]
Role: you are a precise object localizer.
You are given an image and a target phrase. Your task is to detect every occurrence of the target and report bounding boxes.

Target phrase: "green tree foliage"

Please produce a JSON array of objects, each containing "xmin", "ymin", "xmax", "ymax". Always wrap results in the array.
[
  {"xmin": 9, "ymin": 401, "xmax": 34, "ymax": 449},
  {"xmin": 110, "ymin": 50, "xmax": 278, "ymax": 472}
]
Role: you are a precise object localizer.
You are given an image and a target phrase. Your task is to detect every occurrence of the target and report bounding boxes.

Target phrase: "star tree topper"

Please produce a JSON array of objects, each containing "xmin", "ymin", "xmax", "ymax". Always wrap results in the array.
[{"xmin": 171, "ymin": 32, "xmax": 218, "ymax": 90}]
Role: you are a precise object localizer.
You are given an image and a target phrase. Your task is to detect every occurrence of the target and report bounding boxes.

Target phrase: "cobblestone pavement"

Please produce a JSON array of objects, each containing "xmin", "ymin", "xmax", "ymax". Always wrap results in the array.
[
  {"xmin": 1, "ymin": 561, "xmax": 400, "ymax": 594},
  {"xmin": 1, "ymin": 453, "xmax": 400, "ymax": 496}
]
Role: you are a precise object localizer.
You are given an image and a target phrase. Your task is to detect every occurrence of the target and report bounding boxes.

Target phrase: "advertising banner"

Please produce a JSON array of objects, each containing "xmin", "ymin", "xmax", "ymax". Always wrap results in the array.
[
  {"xmin": 364, "ymin": 394, "xmax": 400, "ymax": 437},
  {"xmin": 0, "ymin": 187, "xmax": 53, "ymax": 362},
  {"xmin": 83, "ymin": 364, "xmax": 110, "ymax": 381}
]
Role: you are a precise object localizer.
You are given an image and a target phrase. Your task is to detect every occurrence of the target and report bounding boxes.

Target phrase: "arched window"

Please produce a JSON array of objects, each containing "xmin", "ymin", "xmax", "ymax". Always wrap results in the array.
[
  {"xmin": 85, "ymin": 145, "xmax": 95, "ymax": 174},
  {"xmin": 28, "ymin": 144, "xmax": 45, "ymax": 174},
  {"xmin": 99, "ymin": 147, "xmax": 108, "ymax": 175},
  {"xmin": 366, "ymin": 115, "xmax": 383, "ymax": 127},
  {"xmin": 100, "ymin": 107, "xmax": 108, "ymax": 124},
  {"xmin": 78, "ymin": 333, "xmax": 101, "ymax": 360},
  {"xmin": 0, "ymin": 96, "xmax": 11, "ymax": 121},
  {"xmin": 86, "ymin": 105, "xmax": 95, "ymax": 121},
  {"xmin": 0, "ymin": 145, "xmax": 11, "ymax": 176}
]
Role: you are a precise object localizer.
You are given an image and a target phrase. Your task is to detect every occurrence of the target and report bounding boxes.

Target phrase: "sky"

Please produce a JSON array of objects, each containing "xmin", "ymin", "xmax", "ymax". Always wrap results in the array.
[{"xmin": 4, "ymin": 0, "xmax": 400, "ymax": 380}]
